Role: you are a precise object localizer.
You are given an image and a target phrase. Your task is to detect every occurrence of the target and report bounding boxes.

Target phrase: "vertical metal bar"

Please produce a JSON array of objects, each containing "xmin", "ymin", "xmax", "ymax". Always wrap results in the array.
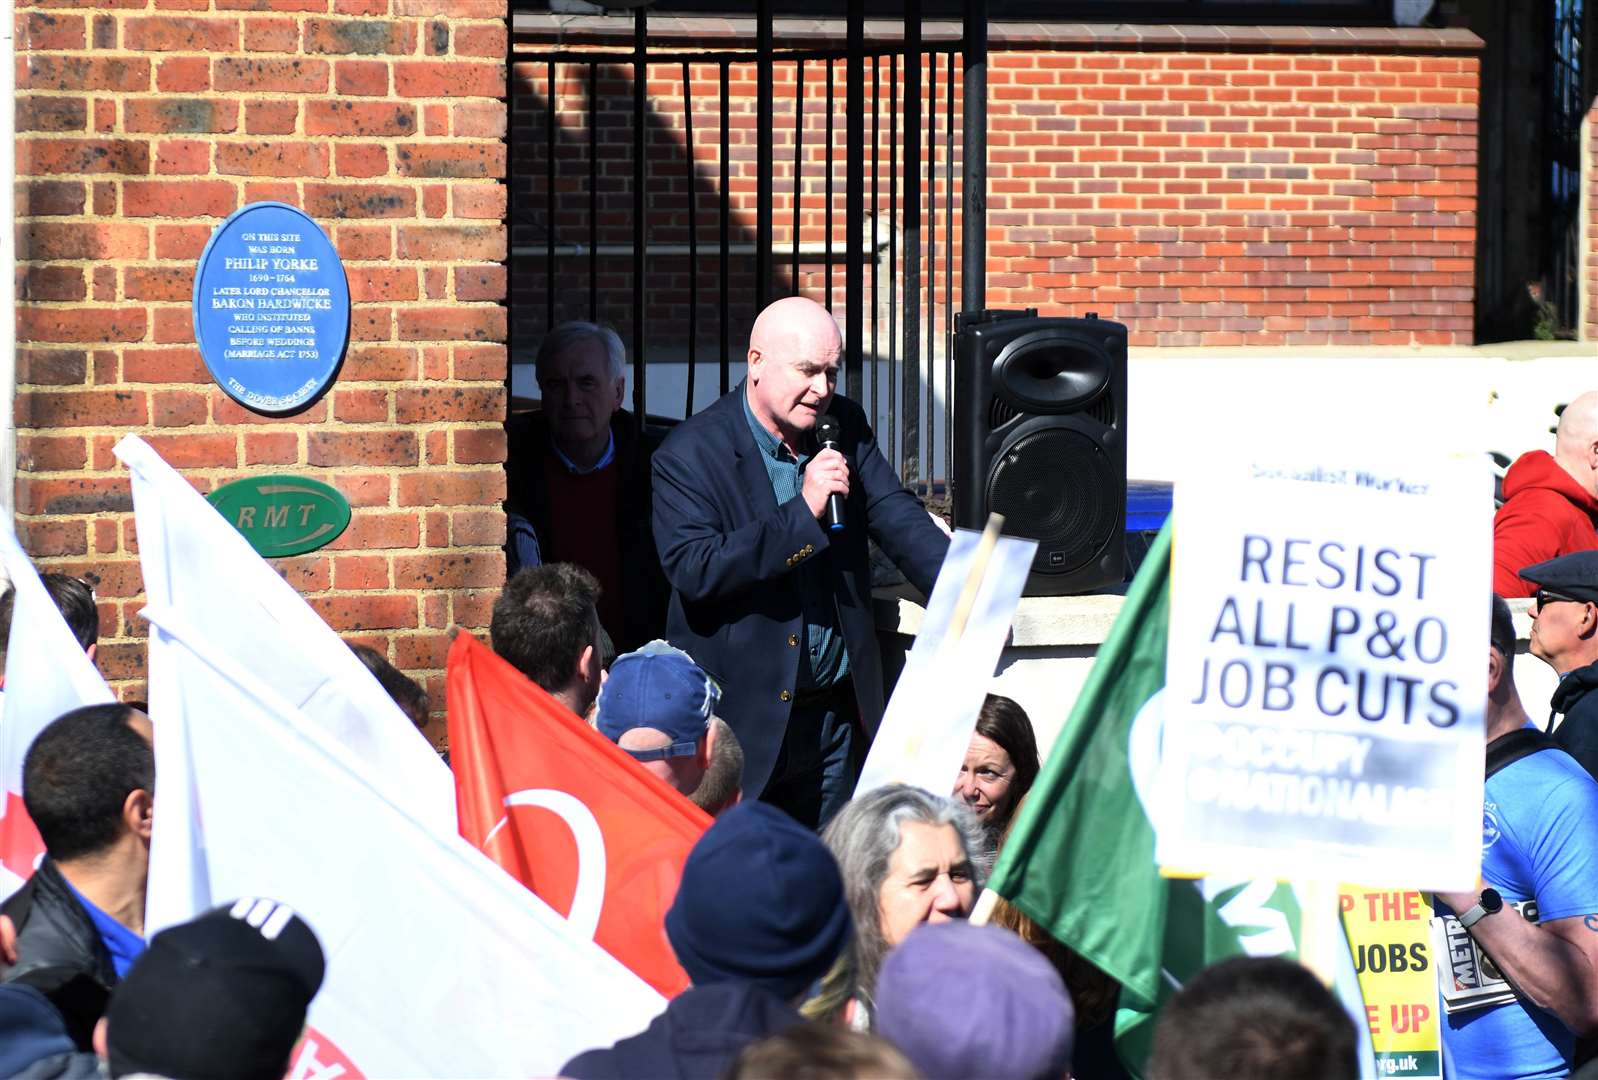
[
  {"xmin": 793, "ymin": 59, "xmax": 804, "ymax": 295},
  {"xmin": 632, "ymin": 14, "xmax": 647, "ymax": 430},
  {"xmin": 756, "ymin": 0, "xmax": 774, "ymax": 309},
  {"xmin": 901, "ymin": 5, "xmax": 921, "ymax": 487},
  {"xmin": 824, "ymin": 58, "xmax": 834, "ymax": 314},
  {"xmin": 846, "ymin": 0, "xmax": 864, "ymax": 401},
  {"xmin": 588, "ymin": 62, "xmax": 598, "ymax": 322},
  {"xmin": 546, "ymin": 59, "xmax": 557, "ymax": 330},
  {"xmin": 888, "ymin": 52, "xmax": 898, "ymax": 468},
  {"xmin": 870, "ymin": 54, "xmax": 879, "ymax": 423},
  {"xmin": 925, "ymin": 48, "xmax": 936, "ymax": 490},
  {"xmin": 944, "ymin": 49, "xmax": 954, "ymax": 495},
  {"xmin": 962, "ymin": 0, "xmax": 987, "ymax": 314},
  {"xmin": 505, "ymin": 43, "xmax": 517, "ymax": 407},
  {"xmin": 683, "ymin": 60, "xmax": 697, "ymax": 419},
  {"xmin": 719, "ymin": 62, "xmax": 731, "ymax": 396}
]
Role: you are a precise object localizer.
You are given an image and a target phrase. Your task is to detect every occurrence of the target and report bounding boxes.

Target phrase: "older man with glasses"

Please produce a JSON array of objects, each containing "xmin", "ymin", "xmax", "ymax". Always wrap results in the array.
[{"xmin": 1520, "ymin": 550, "xmax": 1598, "ymax": 782}]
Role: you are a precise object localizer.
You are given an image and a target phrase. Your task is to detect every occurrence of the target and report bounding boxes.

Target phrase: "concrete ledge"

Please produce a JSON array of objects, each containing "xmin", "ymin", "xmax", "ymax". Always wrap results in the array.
[
  {"xmin": 876, "ymin": 589, "xmax": 1125, "ymax": 647},
  {"xmin": 515, "ymin": 14, "xmax": 1483, "ymax": 55}
]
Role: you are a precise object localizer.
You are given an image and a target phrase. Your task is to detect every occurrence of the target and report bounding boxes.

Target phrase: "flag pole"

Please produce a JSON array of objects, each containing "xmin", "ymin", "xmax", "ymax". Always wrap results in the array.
[
  {"xmin": 1297, "ymin": 879, "xmax": 1341, "ymax": 985},
  {"xmin": 969, "ymin": 887, "xmax": 998, "ymax": 926},
  {"xmin": 953, "ymin": 513, "xmax": 1006, "ymax": 928},
  {"xmin": 947, "ymin": 513, "xmax": 1006, "ymax": 641}
]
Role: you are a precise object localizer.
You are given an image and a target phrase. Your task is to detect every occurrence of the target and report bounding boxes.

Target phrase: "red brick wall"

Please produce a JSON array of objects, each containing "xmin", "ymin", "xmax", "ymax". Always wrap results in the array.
[
  {"xmin": 15, "ymin": 1, "xmax": 510, "ymax": 729},
  {"xmin": 511, "ymin": 24, "xmax": 1480, "ymax": 350}
]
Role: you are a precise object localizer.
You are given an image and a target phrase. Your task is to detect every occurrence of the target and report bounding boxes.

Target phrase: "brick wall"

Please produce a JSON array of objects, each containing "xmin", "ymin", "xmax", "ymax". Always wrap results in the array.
[
  {"xmin": 512, "ymin": 21, "xmax": 1480, "ymax": 351},
  {"xmin": 15, "ymin": 1, "xmax": 510, "ymax": 732}
]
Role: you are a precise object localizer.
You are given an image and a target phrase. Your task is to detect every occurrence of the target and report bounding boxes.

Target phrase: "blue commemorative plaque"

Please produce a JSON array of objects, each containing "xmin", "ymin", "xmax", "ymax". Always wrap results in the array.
[{"xmin": 192, "ymin": 202, "xmax": 350, "ymax": 415}]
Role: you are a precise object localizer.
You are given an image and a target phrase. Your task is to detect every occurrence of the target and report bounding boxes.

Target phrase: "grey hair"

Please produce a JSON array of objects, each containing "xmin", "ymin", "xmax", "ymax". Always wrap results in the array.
[
  {"xmin": 535, "ymin": 321, "xmax": 626, "ymax": 383},
  {"xmin": 813, "ymin": 784, "xmax": 986, "ymax": 1021}
]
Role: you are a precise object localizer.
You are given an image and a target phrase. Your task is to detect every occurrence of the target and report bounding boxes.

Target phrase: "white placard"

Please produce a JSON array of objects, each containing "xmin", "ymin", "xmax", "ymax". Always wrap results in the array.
[
  {"xmin": 855, "ymin": 527, "xmax": 1037, "ymax": 799},
  {"xmin": 1158, "ymin": 458, "xmax": 1491, "ymax": 891}
]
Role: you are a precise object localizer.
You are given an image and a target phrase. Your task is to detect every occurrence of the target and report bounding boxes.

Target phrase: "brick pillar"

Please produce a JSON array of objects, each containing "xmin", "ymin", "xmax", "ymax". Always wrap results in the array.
[{"xmin": 14, "ymin": 2, "xmax": 510, "ymax": 727}]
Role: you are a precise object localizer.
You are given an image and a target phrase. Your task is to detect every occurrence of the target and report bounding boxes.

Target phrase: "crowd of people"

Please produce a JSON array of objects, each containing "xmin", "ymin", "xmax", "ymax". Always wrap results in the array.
[{"xmin": 0, "ymin": 297, "xmax": 1596, "ymax": 1079}]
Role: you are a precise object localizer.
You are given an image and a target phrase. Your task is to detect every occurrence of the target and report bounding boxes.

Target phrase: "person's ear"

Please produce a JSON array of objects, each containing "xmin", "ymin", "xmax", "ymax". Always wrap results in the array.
[
  {"xmin": 125, "ymin": 788, "xmax": 154, "ymax": 842},
  {"xmin": 614, "ymin": 376, "xmax": 626, "ymax": 410},
  {"xmin": 1488, "ymin": 646, "xmax": 1505, "ymax": 695},
  {"xmin": 93, "ymin": 1017, "xmax": 109, "ymax": 1060},
  {"xmin": 747, "ymin": 347, "xmax": 763, "ymax": 378},
  {"xmin": 696, "ymin": 729, "xmax": 712, "ymax": 770},
  {"xmin": 85, "ymin": 643, "xmax": 98, "ymax": 665},
  {"xmin": 577, "ymin": 643, "xmax": 599, "ymax": 688}
]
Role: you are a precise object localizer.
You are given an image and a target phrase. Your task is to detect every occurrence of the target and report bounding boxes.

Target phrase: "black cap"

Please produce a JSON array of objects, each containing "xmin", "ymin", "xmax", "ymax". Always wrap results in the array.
[
  {"xmin": 1518, "ymin": 551, "xmax": 1598, "ymax": 605},
  {"xmin": 105, "ymin": 899, "xmax": 326, "ymax": 1080}
]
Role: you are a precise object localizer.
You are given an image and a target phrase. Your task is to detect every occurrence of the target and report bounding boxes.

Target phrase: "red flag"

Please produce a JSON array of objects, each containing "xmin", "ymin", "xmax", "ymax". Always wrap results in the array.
[
  {"xmin": 446, "ymin": 632, "xmax": 709, "ymax": 997},
  {"xmin": 0, "ymin": 792, "xmax": 44, "ymax": 892}
]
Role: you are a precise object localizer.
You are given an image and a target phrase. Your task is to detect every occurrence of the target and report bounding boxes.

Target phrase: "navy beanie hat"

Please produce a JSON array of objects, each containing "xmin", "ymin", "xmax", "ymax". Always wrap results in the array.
[{"xmin": 665, "ymin": 800, "xmax": 851, "ymax": 1000}]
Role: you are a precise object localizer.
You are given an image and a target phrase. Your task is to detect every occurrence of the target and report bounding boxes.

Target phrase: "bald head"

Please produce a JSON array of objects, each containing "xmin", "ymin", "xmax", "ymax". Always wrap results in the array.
[
  {"xmin": 750, "ymin": 296, "xmax": 843, "ymax": 360},
  {"xmin": 746, "ymin": 297, "xmax": 841, "ymax": 444},
  {"xmin": 1554, "ymin": 391, "xmax": 1598, "ymax": 497}
]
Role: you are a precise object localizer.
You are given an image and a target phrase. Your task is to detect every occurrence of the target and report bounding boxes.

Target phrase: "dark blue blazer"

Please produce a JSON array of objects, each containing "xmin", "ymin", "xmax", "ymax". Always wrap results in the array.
[{"xmin": 652, "ymin": 384, "xmax": 949, "ymax": 797}]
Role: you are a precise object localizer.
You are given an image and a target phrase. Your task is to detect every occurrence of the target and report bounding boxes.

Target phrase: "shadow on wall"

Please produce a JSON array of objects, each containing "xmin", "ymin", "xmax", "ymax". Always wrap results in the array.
[{"xmin": 508, "ymin": 58, "xmax": 794, "ymax": 414}]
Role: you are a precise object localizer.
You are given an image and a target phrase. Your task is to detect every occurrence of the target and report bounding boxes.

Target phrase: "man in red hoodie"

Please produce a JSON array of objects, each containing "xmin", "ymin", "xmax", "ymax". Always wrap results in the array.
[{"xmin": 1493, "ymin": 390, "xmax": 1598, "ymax": 598}]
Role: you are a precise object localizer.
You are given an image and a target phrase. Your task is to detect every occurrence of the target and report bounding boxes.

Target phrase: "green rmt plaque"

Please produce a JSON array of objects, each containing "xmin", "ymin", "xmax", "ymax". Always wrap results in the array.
[{"xmin": 207, "ymin": 475, "xmax": 352, "ymax": 558}]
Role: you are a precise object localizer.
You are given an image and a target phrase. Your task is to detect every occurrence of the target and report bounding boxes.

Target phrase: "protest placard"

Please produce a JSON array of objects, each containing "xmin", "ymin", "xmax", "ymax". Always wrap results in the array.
[
  {"xmin": 1341, "ymin": 888, "xmax": 1442, "ymax": 1079},
  {"xmin": 1158, "ymin": 458, "xmax": 1490, "ymax": 890},
  {"xmin": 854, "ymin": 521, "xmax": 1035, "ymax": 798}
]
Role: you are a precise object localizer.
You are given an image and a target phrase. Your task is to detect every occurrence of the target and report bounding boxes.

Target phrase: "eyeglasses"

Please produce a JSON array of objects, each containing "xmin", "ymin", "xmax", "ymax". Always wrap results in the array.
[{"xmin": 1535, "ymin": 588, "xmax": 1586, "ymax": 609}]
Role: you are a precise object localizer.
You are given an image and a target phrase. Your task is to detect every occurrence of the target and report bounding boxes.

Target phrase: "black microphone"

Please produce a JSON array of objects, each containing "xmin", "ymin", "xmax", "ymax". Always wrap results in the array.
[{"xmin": 816, "ymin": 414, "xmax": 845, "ymax": 531}]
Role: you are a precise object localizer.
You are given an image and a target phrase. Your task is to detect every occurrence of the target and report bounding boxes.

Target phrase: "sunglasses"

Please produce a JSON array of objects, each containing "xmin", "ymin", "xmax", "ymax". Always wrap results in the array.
[{"xmin": 1535, "ymin": 588, "xmax": 1588, "ymax": 609}]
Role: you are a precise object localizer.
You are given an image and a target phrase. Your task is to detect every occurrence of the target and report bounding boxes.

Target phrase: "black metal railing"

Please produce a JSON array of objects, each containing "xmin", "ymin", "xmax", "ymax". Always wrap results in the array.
[
  {"xmin": 507, "ymin": 9, "xmax": 985, "ymax": 497},
  {"xmin": 1544, "ymin": 0, "xmax": 1585, "ymax": 337}
]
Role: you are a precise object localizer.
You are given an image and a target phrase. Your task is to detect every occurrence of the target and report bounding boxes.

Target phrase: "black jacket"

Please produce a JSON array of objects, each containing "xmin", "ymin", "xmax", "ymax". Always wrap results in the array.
[
  {"xmin": 1550, "ymin": 657, "xmax": 1598, "ymax": 784},
  {"xmin": 652, "ymin": 386, "xmax": 949, "ymax": 797},
  {"xmin": 0, "ymin": 859, "xmax": 117, "ymax": 1051},
  {"xmin": 560, "ymin": 981, "xmax": 803, "ymax": 1080},
  {"xmin": 505, "ymin": 408, "xmax": 668, "ymax": 654}
]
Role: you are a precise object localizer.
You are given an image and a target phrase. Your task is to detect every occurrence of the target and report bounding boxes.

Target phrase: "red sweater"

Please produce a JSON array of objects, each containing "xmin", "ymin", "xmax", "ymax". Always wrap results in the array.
[
  {"xmin": 541, "ymin": 455, "xmax": 625, "ymax": 641},
  {"xmin": 1492, "ymin": 450, "xmax": 1598, "ymax": 597}
]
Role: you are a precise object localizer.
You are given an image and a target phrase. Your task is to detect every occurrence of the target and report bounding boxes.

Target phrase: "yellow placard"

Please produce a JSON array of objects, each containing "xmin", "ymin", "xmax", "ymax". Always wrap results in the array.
[{"xmin": 1340, "ymin": 888, "xmax": 1441, "ymax": 1078}]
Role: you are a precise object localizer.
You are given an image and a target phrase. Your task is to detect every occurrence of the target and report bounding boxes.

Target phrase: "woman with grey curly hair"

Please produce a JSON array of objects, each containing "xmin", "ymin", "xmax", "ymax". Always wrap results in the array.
[{"xmin": 803, "ymin": 784, "xmax": 985, "ymax": 1030}]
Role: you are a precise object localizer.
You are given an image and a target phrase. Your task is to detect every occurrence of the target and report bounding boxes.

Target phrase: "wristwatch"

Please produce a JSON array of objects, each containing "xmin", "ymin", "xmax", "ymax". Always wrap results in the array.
[{"xmin": 1458, "ymin": 887, "xmax": 1504, "ymax": 929}]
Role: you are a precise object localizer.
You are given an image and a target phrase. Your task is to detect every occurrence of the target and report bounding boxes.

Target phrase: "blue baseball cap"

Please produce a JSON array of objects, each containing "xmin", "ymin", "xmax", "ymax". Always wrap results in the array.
[{"xmin": 596, "ymin": 640, "xmax": 719, "ymax": 760}]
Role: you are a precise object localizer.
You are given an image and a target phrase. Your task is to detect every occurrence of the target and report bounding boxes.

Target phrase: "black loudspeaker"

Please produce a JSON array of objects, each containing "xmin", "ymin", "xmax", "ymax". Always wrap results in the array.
[{"xmin": 953, "ymin": 309, "xmax": 1128, "ymax": 596}]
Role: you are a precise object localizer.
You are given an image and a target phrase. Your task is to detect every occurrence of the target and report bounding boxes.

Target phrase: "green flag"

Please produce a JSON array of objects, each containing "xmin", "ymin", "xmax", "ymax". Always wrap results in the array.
[{"xmin": 986, "ymin": 522, "xmax": 1362, "ymax": 1077}]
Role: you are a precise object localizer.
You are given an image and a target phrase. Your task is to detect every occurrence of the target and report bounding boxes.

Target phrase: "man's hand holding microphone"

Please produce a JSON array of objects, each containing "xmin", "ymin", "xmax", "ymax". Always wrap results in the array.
[{"xmin": 801, "ymin": 415, "xmax": 848, "ymax": 530}]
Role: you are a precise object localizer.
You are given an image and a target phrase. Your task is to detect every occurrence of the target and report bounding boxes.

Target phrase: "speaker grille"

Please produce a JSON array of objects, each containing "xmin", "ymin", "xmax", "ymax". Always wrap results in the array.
[
  {"xmin": 988, "ymin": 427, "xmax": 1118, "ymax": 574},
  {"xmin": 988, "ymin": 395, "xmax": 1020, "ymax": 431}
]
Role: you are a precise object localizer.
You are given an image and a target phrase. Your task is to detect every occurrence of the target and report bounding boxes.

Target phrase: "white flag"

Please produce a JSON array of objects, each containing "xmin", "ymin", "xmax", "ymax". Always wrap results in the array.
[
  {"xmin": 855, "ymin": 527, "xmax": 1036, "ymax": 798},
  {"xmin": 0, "ymin": 523, "xmax": 115, "ymax": 897},
  {"xmin": 114, "ymin": 434, "xmax": 454, "ymax": 834},
  {"xmin": 142, "ymin": 604, "xmax": 665, "ymax": 1077}
]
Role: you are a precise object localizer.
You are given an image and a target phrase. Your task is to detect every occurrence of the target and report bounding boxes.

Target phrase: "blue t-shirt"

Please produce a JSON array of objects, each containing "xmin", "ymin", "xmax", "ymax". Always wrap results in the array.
[
  {"xmin": 59, "ymin": 875, "xmax": 146, "ymax": 979},
  {"xmin": 1437, "ymin": 742, "xmax": 1598, "ymax": 1080}
]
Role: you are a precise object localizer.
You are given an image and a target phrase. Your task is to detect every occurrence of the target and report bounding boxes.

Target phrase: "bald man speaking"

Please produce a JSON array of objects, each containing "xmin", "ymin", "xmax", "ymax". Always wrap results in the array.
[{"xmin": 652, "ymin": 297, "xmax": 949, "ymax": 828}]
